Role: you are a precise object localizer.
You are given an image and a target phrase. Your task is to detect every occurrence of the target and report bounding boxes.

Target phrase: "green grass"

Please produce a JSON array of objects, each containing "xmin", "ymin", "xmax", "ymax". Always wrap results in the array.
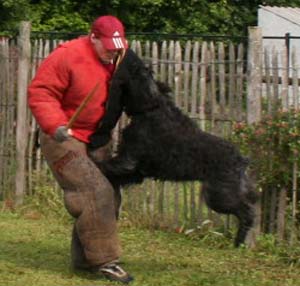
[{"xmin": 0, "ymin": 211, "xmax": 299, "ymax": 286}]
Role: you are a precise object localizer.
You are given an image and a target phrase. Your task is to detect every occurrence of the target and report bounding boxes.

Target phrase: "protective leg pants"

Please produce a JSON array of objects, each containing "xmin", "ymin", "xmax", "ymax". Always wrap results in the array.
[{"xmin": 40, "ymin": 132, "xmax": 121, "ymax": 267}]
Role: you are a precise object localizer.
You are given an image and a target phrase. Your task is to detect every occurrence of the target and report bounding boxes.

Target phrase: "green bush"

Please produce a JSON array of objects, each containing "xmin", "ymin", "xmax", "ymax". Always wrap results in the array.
[{"xmin": 231, "ymin": 109, "xmax": 300, "ymax": 193}]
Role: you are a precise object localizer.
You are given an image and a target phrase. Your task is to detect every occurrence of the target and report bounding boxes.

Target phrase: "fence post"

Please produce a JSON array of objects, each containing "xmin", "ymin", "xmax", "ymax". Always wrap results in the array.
[
  {"xmin": 15, "ymin": 21, "xmax": 31, "ymax": 206},
  {"xmin": 246, "ymin": 26, "xmax": 263, "ymax": 246},
  {"xmin": 247, "ymin": 27, "xmax": 262, "ymax": 124}
]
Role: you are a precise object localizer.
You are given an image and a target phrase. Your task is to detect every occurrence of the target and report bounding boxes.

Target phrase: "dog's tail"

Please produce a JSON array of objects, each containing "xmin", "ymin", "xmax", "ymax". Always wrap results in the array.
[
  {"xmin": 239, "ymin": 159, "xmax": 259, "ymax": 205},
  {"xmin": 233, "ymin": 169, "xmax": 258, "ymax": 247}
]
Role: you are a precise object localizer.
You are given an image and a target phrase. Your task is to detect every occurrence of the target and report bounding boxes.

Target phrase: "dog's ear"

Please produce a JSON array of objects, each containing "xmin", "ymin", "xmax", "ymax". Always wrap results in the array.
[
  {"xmin": 92, "ymin": 77, "xmax": 125, "ymax": 140},
  {"xmin": 149, "ymin": 77, "xmax": 159, "ymax": 95},
  {"xmin": 125, "ymin": 68, "xmax": 159, "ymax": 113},
  {"xmin": 112, "ymin": 48, "xmax": 160, "ymax": 114}
]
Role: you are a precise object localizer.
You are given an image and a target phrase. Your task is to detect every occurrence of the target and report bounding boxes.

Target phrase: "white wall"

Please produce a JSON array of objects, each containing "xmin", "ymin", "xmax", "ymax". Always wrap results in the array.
[{"xmin": 258, "ymin": 8, "xmax": 300, "ymax": 105}]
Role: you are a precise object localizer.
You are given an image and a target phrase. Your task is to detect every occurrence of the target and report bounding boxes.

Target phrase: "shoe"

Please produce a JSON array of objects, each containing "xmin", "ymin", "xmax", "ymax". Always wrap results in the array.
[{"xmin": 98, "ymin": 262, "xmax": 134, "ymax": 284}]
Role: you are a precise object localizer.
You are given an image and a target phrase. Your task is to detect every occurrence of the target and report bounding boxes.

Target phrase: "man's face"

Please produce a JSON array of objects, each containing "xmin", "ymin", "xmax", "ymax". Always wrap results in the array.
[{"xmin": 91, "ymin": 33, "xmax": 119, "ymax": 64}]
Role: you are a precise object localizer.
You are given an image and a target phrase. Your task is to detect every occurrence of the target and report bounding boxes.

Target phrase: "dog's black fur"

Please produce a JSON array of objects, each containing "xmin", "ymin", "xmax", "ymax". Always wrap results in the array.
[{"xmin": 89, "ymin": 49, "xmax": 258, "ymax": 247}]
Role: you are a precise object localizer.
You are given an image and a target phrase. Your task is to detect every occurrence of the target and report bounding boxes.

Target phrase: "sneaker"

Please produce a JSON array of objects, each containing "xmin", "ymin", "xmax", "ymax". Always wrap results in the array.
[{"xmin": 98, "ymin": 262, "xmax": 134, "ymax": 284}]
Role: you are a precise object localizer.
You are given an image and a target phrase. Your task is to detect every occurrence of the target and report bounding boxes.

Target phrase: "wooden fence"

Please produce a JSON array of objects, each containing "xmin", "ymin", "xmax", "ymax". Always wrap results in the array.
[{"xmin": 0, "ymin": 23, "xmax": 299, "ymax": 242}]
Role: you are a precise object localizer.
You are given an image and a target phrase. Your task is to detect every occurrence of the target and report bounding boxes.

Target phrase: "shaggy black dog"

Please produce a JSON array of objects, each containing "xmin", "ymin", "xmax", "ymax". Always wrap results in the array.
[{"xmin": 89, "ymin": 49, "xmax": 258, "ymax": 247}]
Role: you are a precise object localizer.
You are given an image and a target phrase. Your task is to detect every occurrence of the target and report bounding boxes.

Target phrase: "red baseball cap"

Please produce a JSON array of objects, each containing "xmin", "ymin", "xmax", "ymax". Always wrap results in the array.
[{"xmin": 91, "ymin": 15, "xmax": 128, "ymax": 50}]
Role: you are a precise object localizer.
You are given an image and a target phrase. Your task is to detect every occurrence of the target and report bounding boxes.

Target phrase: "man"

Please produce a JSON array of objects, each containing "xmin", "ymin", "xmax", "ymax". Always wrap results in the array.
[{"xmin": 27, "ymin": 15, "xmax": 133, "ymax": 283}]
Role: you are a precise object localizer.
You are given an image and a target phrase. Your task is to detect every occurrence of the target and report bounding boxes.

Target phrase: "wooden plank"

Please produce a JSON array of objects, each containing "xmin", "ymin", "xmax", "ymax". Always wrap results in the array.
[
  {"xmin": 152, "ymin": 42, "xmax": 158, "ymax": 78},
  {"xmin": 197, "ymin": 183, "xmax": 204, "ymax": 224},
  {"xmin": 35, "ymin": 39, "xmax": 46, "ymax": 182},
  {"xmin": 158, "ymin": 181, "xmax": 164, "ymax": 216},
  {"xmin": 0, "ymin": 39, "xmax": 7, "ymax": 195},
  {"xmin": 41, "ymin": 39, "xmax": 49, "ymax": 178},
  {"xmin": 130, "ymin": 40, "xmax": 137, "ymax": 52},
  {"xmin": 218, "ymin": 42, "xmax": 226, "ymax": 114},
  {"xmin": 290, "ymin": 46, "xmax": 298, "ymax": 242},
  {"xmin": 136, "ymin": 41, "xmax": 142, "ymax": 58},
  {"xmin": 261, "ymin": 189, "xmax": 268, "ymax": 232},
  {"xmin": 264, "ymin": 48, "xmax": 272, "ymax": 114},
  {"xmin": 173, "ymin": 183, "xmax": 179, "ymax": 227},
  {"xmin": 3, "ymin": 38, "xmax": 11, "ymax": 196},
  {"xmin": 8, "ymin": 40, "xmax": 17, "ymax": 195},
  {"xmin": 291, "ymin": 158, "xmax": 298, "ymax": 244},
  {"xmin": 268, "ymin": 188, "xmax": 277, "ymax": 233},
  {"xmin": 271, "ymin": 47, "xmax": 279, "ymax": 113},
  {"xmin": 236, "ymin": 43, "xmax": 244, "ymax": 120},
  {"xmin": 174, "ymin": 41, "xmax": 182, "ymax": 107},
  {"xmin": 205, "ymin": 47, "xmax": 212, "ymax": 132},
  {"xmin": 44, "ymin": 39, "xmax": 50, "ymax": 57},
  {"xmin": 144, "ymin": 40, "xmax": 150, "ymax": 64},
  {"xmin": 15, "ymin": 21, "xmax": 31, "ymax": 205},
  {"xmin": 228, "ymin": 42, "xmax": 235, "ymax": 118},
  {"xmin": 209, "ymin": 42, "xmax": 216, "ymax": 131},
  {"xmin": 149, "ymin": 180, "xmax": 155, "ymax": 217},
  {"xmin": 37, "ymin": 38, "xmax": 44, "ymax": 66},
  {"xmin": 280, "ymin": 45, "xmax": 289, "ymax": 111},
  {"xmin": 183, "ymin": 41, "xmax": 192, "ymax": 112},
  {"xmin": 142, "ymin": 182, "xmax": 149, "ymax": 216},
  {"xmin": 277, "ymin": 188, "xmax": 287, "ymax": 240},
  {"xmin": 164, "ymin": 181, "xmax": 170, "ymax": 219},
  {"xmin": 191, "ymin": 41, "xmax": 199, "ymax": 117},
  {"xmin": 27, "ymin": 39, "xmax": 39, "ymax": 195},
  {"xmin": 183, "ymin": 183, "xmax": 188, "ymax": 222},
  {"xmin": 168, "ymin": 40, "xmax": 175, "ymax": 89},
  {"xmin": 199, "ymin": 42, "xmax": 208, "ymax": 130},
  {"xmin": 160, "ymin": 41, "xmax": 167, "ymax": 83},
  {"xmin": 53, "ymin": 38, "xmax": 61, "ymax": 49},
  {"xmin": 291, "ymin": 47, "xmax": 298, "ymax": 109},
  {"xmin": 190, "ymin": 182, "xmax": 196, "ymax": 226}
]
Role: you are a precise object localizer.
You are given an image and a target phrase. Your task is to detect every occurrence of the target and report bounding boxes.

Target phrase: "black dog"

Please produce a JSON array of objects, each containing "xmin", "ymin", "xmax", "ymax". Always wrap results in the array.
[{"xmin": 89, "ymin": 49, "xmax": 258, "ymax": 247}]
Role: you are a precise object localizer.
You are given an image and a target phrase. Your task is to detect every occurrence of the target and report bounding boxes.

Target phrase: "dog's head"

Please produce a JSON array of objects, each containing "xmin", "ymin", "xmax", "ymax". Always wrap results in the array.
[{"xmin": 111, "ymin": 49, "xmax": 160, "ymax": 115}]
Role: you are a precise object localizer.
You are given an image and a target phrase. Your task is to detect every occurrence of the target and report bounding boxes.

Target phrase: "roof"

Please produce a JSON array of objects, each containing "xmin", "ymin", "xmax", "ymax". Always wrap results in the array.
[{"xmin": 259, "ymin": 6, "xmax": 300, "ymax": 27}]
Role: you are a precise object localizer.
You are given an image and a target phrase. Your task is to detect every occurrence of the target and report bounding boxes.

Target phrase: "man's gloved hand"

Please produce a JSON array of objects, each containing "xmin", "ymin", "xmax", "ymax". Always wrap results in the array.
[
  {"xmin": 53, "ymin": 126, "xmax": 73, "ymax": 142},
  {"xmin": 88, "ymin": 132, "xmax": 111, "ymax": 150}
]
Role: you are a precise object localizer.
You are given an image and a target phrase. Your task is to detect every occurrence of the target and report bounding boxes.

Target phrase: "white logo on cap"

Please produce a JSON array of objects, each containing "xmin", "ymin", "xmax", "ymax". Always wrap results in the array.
[{"xmin": 112, "ymin": 31, "xmax": 124, "ymax": 48}]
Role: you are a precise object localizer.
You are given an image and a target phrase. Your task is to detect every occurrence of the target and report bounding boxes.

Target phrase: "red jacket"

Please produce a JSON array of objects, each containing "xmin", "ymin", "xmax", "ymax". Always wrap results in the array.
[{"xmin": 28, "ymin": 36, "xmax": 114, "ymax": 143}]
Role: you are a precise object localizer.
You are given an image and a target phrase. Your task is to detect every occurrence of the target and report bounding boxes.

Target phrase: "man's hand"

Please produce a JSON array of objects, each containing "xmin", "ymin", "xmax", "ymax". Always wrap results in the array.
[{"xmin": 53, "ymin": 126, "xmax": 73, "ymax": 142}]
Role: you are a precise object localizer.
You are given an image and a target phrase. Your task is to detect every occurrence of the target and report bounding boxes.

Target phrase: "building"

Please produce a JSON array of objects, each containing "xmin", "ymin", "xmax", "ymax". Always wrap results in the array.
[
  {"xmin": 258, "ymin": 6, "xmax": 300, "ymax": 106},
  {"xmin": 258, "ymin": 6, "xmax": 300, "ymax": 68}
]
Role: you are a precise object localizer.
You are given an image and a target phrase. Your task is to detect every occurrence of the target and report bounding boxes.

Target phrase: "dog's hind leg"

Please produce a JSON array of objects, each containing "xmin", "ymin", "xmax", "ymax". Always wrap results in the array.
[
  {"xmin": 234, "ymin": 203, "xmax": 255, "ymax": 247},
  {"xmin": 234, "ymin": 172, "xmax": 257, "ymax": 246},
  {"xmin": 201, "ymin": 179, "xmax": 256, "ymax": 247}
]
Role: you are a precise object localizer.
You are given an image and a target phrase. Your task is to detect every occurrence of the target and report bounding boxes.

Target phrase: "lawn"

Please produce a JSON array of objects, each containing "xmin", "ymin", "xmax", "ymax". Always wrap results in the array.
[{"xmin": 0, "ymin": 210, "xmax": 299, "ymax": 286}]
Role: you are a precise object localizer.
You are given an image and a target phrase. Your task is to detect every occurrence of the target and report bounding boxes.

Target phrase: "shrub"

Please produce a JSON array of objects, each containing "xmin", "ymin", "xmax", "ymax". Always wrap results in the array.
[{"xmin": 231, "ymin": 109, "xmax": 300, "ymax": 194}]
